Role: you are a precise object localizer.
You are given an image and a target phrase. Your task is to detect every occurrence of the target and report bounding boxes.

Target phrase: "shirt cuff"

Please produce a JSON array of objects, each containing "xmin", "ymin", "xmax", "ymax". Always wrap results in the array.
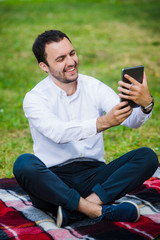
[{"xmin": 139, "ymin": 106, "xmax": 152, "ymax": 119}]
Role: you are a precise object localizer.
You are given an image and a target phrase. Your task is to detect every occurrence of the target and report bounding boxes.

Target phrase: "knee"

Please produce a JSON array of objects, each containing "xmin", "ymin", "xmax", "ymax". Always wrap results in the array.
[
  {"xmin": 13, "ymin": 153, "xmax": 38, "ymax": 179},
  {"xmin": 140, "ymin": 147, "xmax": 159, "ymax": 173}
]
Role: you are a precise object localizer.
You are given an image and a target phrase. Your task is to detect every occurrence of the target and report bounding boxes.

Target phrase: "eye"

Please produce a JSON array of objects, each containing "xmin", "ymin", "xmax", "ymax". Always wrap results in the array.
[
  {"xmin": 70, "ymin": 50, "xmax": 76, "ymax": 56},
  {"xmin": 57, "ymin": 56, "xmax": 65, "ymax": 62}
]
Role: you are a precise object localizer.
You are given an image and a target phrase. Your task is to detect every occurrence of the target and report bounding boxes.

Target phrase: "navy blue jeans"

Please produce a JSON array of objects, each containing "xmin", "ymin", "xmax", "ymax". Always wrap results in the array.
[{"xmin": 13, "ymin": 147, "xmax": 158, "ymax": 213}]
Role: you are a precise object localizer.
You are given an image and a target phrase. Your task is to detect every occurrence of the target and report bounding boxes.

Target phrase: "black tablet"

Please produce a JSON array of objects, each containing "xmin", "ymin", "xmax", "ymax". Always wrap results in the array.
[{"xmin": 121, "ymin": 65, "xmax": 144, "ymax": 108}]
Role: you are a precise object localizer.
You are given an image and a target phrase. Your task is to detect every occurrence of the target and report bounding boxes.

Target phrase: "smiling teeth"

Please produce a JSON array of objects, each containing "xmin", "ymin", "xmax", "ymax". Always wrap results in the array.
[{"xmin": 67, "ymin": 68, "xmax": 74, "ymax": 72}]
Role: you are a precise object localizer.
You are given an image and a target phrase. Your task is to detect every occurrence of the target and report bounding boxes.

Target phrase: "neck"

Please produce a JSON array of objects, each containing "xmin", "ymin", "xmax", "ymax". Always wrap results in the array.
[
  {"xmin": 51, "ymin": 77, "xmax": 77, "ymax": 96},
  {"xmin": 63, "ymin": 81, "xmax": 77, "ymax": 96}
]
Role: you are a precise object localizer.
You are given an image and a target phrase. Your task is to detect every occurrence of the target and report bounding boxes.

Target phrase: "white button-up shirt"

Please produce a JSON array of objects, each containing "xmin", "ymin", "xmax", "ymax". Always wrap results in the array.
[{"xmin": 23, "ymin": 74, "xmax": 151, "ymax": 167}]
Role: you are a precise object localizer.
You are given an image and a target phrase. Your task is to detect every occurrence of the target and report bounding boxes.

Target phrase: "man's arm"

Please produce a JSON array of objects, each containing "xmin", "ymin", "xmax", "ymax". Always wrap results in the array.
[
  {"xmin": 23, "ymin": 91, "xmax": 97, "ymax": 144},
  {"xmin": 97, "ymin": 72, "xmax": 153, "ymax": 133},
  {"xmin": 96, "ymin": 101, "xmax": 132, "ymax": 133}
]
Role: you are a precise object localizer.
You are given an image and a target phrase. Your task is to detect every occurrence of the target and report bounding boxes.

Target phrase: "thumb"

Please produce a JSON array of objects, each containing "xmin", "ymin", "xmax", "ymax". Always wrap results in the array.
[{"xmin": 143, "ymin": 72, "xmax": 148, "ymax": 86}]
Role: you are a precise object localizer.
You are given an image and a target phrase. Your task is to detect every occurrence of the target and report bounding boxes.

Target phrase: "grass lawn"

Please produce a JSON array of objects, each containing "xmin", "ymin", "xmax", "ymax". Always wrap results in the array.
[{"xmin": 0, "ymin": 0, "xmax": 160, "ymax": 178}]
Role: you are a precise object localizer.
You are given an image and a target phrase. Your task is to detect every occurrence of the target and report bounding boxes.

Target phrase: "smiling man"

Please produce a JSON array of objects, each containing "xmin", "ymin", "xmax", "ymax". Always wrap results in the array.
[
  {"xmin": 39, "ymin": 37, "xmax": 79, "ymax": 86},
  {"xmin": 13, "ymin": 30, "xmax": 158, "ymax": 228}
]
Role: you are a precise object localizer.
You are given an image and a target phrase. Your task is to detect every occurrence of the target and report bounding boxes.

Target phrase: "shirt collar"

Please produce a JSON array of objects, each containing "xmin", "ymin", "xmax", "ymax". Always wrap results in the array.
[{"xmin": 48, "ymin": 75, "xmax": 81, "ymax": 100}]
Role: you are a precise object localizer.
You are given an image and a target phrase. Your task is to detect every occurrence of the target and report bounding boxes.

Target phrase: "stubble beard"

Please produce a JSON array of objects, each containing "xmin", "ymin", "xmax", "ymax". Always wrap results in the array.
[{"xmin": 49, "ymin": 62, "xmax": 78, "ymax": 84}]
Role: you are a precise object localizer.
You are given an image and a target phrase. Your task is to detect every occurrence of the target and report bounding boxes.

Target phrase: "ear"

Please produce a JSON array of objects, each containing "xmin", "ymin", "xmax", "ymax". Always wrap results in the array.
[{"xmin": 39, "ymin": 62, "xmax": 49, "ymax": 73}]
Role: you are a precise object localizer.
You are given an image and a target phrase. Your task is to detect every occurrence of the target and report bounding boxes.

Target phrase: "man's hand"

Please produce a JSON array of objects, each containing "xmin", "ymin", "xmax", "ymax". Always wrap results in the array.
[
  {"xmin": 118, "ymin": 72, "xmax": 152, "ymax": 108},
  {"xmin": 96, "ymin": 101, "xmax": 132, "ymax": 133}
]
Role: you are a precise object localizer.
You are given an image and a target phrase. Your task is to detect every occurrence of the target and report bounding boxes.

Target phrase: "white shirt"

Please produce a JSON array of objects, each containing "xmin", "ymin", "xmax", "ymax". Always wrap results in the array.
[{"xmin": 23, "ymin": 74, "xmax": 151, "ymax": 167}]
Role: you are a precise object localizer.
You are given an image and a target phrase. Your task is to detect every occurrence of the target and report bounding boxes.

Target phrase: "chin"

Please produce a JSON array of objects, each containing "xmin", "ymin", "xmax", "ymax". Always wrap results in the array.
[
  {"xmin": 66, "ymin": 74, "xmax": 78, "ymax": 83},
  {"xmin": 65, "ymin": 78, "xmax": 77, "ymax": 84}
]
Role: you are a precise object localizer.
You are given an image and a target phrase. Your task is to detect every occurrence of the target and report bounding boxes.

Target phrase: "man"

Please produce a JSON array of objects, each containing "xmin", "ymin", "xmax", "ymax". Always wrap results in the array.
[{"xmin": 13, "ymin": 30, "xmax": 158, "ymax": 228}]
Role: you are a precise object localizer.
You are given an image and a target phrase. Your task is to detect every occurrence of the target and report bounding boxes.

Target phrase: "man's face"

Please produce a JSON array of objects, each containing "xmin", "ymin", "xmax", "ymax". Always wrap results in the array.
[{"xmin": 42, "ymin": 38, "xmax": 79, "ymax": 84}]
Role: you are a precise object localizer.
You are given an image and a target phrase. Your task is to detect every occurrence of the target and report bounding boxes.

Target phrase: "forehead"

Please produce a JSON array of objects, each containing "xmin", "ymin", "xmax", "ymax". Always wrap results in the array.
[{"xmin": 45, "ymin": 38, "xmax": 74, "ymax": 59}]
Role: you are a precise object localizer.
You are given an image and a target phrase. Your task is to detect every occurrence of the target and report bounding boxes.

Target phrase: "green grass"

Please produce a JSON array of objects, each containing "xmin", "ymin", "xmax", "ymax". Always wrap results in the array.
[{"xmin": 0, "ymin": 0, "xmax": 160, "ymax": 178}]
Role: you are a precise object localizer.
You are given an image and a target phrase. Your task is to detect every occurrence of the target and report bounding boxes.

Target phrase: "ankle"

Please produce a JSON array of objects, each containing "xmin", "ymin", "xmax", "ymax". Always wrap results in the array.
[
  {"xmin": 91, "ymin": 205, "xmax": 102, "ymax": 219},
  {"xmin": 76, "ymin": 197, "xmax": 102, "ymax": 219},
  {"xmin": 85, "ymin": 193, "xmax": 103, "ymax": 205}
]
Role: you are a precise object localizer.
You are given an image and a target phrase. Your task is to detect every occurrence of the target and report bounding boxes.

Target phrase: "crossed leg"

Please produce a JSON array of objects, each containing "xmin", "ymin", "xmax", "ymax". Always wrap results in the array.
[{"xmin": 13, "ymin": 147, "xmax": 158, "ymax": 221}]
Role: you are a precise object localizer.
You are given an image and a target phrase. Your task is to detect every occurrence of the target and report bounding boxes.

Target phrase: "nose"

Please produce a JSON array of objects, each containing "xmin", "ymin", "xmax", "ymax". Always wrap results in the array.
[{"xmin": 66, "ymin": 55, "xmax": 75, "ymax": 66}]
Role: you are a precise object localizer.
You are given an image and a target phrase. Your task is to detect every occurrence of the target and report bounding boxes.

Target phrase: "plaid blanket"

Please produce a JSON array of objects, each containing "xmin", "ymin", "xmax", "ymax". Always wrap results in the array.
[{"xmin": 0, "ymin": 167, "xmax": 160, "ymax": 240}]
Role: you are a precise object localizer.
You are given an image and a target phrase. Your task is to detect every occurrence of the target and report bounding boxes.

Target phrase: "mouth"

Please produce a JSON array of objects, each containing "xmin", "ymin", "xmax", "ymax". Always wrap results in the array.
[
  {"xmin": 66, "ymin": 67, "xmax": 76, "ymax": 73},
  {"xmin": 64, "ymin": 64, "xmax": 78, "ymax": 75}
]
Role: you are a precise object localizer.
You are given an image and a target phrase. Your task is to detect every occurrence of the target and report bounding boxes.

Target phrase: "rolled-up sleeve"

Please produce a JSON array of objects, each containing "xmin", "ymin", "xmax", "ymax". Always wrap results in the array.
[{"xmin": 121, "ymin": 107, "xmax": 152, "ymax": 128}]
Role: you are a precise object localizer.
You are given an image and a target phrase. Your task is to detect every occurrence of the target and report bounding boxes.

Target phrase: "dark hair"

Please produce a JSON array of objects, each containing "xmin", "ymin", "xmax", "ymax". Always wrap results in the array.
[{"xmin": 32, "ymin": 30, "xmax": 71, "ymax": 66}]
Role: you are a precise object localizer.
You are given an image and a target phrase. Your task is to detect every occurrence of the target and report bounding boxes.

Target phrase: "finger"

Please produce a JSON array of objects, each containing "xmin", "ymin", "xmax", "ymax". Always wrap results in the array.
[
  {"xmin": 119, "ymin": 92, "xmax": 133, "ymax": 100},
  {"xmin": 124, "ymin": 74, "xmax": 141, "ymax": 86},
  {"xmin": 119, "ymin": 89, "xmax": 138, "ymax": 99},
  {"xmin": 118, "ymin": 108, "xmax": 132, "ymax": 122},
  {"xmin": 121, "ymin": 109, "xmax": 132, "ymax": 119},
  {"xmin": 118, "ymin": 81, "xmax": 136, "ymax": 90},
  {"xmin": 118, "ymin": 86, "xmax": 135, "ymax": 95},
  {"xmin": 118, "ymin": 101, "xmax": 129, "ymax": 109},
  {"xmin": 120, "ymin": 104, "xmax": 132, "ymax": 113}
]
